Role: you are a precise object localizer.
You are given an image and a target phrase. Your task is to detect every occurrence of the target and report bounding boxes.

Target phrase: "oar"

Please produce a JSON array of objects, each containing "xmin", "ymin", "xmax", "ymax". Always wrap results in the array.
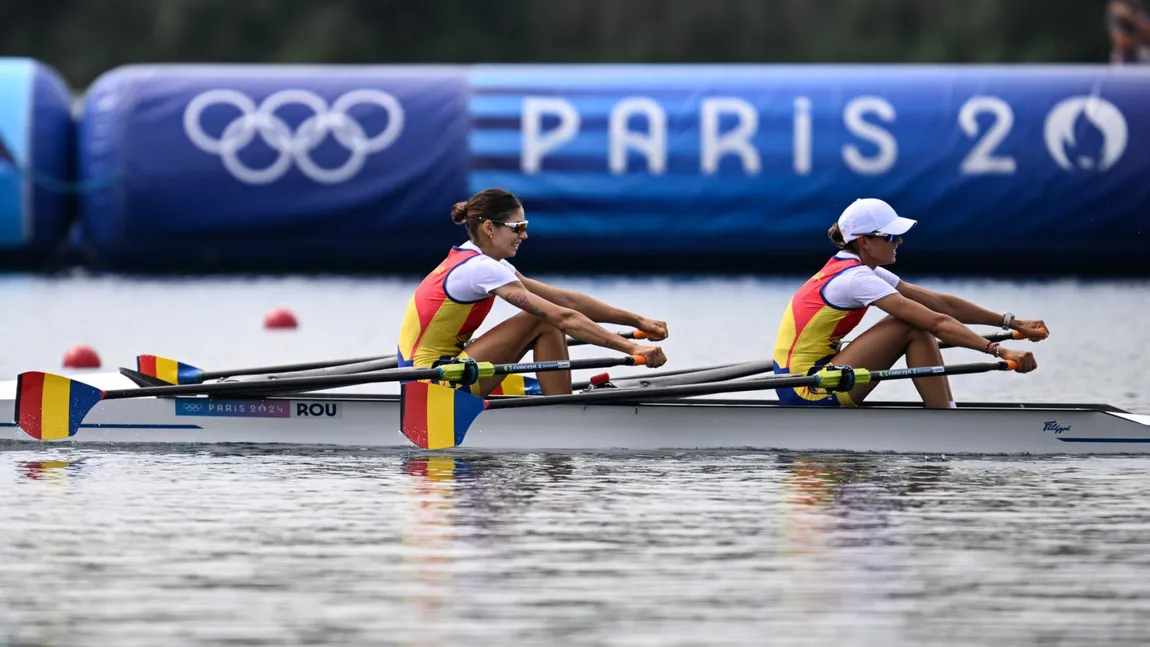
[
  {"xmin": 573, "ymin": 330, "xmax": 1026, "ymax": 390},
  {"xmin": 402, "ymin": 360, "xmax": 1018, "ymax": 450},
  {"xmin": 609, "ymin": 360, "xmax": 776, "ymax": 389},
  {"xmin": 938, "ymin": 329, "xmax": 1023, "ymax": 350},
  {"xmin": 573, "ymin": 362, "xmax": 744, "ymax": 390},
  {"xmin": 13, "ymin": 355, "xmax": 646, "ymax": 441},
  {"xmin": 134, "ymin": 354, "xmax": 392, "ymax": 386},
  {"xmin": 134, "ymin": 331, "xmax": 649, "ymax": 385}
]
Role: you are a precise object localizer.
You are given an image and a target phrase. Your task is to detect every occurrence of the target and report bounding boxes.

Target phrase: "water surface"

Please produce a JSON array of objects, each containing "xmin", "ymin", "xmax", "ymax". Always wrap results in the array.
[{"xmin": 1, "ymin": 274, "xmax": 1148, "ymax": 646}]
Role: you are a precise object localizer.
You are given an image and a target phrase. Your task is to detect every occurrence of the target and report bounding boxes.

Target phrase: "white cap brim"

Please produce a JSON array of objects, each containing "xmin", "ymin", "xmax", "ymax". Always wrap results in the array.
[{"xmin": 876, "ymin": 216, "xmax": 917, "ymax": 236}]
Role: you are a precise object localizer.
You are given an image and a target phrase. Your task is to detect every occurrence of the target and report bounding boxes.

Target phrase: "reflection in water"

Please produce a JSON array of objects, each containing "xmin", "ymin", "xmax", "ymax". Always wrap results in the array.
[
  {"xmin": 19, "ymin": 459, "xmax": 81, "ymax": 483},
  {"xmin": 5, "ymin": 456, "xmax": 91, "ymax": 647},
  {"xmin": 402, "ymin": 455, "xmax": 461, "ymax": 641},
  {"xmin": 397, "ymin": 453, "xmax": 580, "ymax": 645},
  {"xmin": 3, "ymin": 449, "xmax": 1150, "ymax": 646},
  {"xmin": 771, "ymin": 455, "xmax": 953, "ymax": 643}
]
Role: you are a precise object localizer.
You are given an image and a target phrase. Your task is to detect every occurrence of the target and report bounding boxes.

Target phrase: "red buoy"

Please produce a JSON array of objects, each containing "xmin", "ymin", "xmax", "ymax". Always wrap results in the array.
[
  {"xmin": 62, "ymin": 345, "xmax": 101, "ymax": 369},
  {"xmin": 264, "ymin": 307, "xmax": 299, "ymax": 330}
]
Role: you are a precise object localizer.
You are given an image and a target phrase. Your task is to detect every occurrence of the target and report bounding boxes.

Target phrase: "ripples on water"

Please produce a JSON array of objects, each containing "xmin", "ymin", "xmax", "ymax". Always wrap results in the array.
[
  {"xmin": 3, "ymin": 446, "xmax": 1150, "ymax": 646},
  {"xmin": 3, "ymin": 275, "xmax": 1150, "ymax": 644}
]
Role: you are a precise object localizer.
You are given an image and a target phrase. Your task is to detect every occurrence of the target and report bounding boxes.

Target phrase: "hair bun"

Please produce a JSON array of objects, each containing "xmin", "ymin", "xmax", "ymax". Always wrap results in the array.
[
  {"xmin": 450, "ymin": 201, "xmax": 469, "ymax": 224},
  {"xmin": 827, "ymin": 223, "xmax": 846, "ymax": 249}
]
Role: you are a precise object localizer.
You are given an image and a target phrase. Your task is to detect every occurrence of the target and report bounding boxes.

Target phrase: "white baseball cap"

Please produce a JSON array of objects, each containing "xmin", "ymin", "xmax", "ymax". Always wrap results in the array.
[{"xmin": 838, "ymin": 198, "xmax": 917, "ymax": 243}]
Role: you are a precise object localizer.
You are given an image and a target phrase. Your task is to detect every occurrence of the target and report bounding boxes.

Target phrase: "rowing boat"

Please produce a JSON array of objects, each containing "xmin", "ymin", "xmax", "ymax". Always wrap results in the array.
[{"xmin": 2, "ymin": 371, "xmax": 1148, "ymax": 454}]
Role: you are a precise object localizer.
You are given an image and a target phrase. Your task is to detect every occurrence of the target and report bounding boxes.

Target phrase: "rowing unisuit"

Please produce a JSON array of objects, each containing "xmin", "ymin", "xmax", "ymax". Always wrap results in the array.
[
  {"xmin": 772, "ymin": 251, "xmax": 901, "ymax": 406},
  {"xmin": 397, "ymin": 241, "xmax": 519, "ymax": 368}
]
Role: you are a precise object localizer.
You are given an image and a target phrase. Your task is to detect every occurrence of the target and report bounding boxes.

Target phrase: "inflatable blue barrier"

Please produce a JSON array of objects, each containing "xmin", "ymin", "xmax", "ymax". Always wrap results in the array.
[
  {"xmin": 470, "ymin": 65, "xmax": 1150, "ymax": 274},
  {"xmin": 53, "ymin": 63, "xmax": 1150, "ymax": 275},
  {"xmin": 0, "ymin": 58, "xmax": 74, "ymax": 268},
  {"xmin": 78, "ymin": 65, "xmax": 470, "ymax": 271}
]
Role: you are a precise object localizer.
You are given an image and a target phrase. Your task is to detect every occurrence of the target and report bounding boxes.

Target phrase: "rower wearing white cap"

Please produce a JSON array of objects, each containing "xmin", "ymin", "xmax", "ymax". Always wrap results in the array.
[{"xmin": 772, "ymin": 198, "xmax": 1049, "ymax": 409}]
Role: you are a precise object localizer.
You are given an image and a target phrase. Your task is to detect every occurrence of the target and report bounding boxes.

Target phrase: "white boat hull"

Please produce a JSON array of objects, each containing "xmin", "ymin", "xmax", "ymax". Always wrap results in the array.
[{"xmin": 2, "ymin": 384, "xmax": 1149, "ymax": 454}]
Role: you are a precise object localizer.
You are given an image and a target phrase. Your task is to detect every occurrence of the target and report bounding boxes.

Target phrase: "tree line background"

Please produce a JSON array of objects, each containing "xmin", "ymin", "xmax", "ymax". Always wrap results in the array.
[{"xmin": 0, "ymin": 0, "xmax": 1113, "ymax": 89}]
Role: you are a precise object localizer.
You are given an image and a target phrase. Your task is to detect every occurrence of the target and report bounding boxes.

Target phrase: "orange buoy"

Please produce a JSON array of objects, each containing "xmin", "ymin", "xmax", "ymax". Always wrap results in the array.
[
  {"xmin": 62, "ymin": 345, "xmax": 101, "ymax": 369},
  {"xmin": 264, "ymin": 307, "xmax": 299, "ymax": 330}
]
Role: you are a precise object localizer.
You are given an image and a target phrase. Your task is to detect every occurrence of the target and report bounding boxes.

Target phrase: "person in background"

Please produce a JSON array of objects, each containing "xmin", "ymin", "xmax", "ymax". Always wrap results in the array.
[{"xmin": 1109, "ymin": 0, "xmax": 1150, "ymax": 63}]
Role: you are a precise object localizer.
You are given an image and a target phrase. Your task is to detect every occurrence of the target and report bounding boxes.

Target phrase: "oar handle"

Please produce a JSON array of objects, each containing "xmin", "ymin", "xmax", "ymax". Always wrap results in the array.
[{"xmin": 566, "ymin": 330, "xmax": 644, "ymax": 347}]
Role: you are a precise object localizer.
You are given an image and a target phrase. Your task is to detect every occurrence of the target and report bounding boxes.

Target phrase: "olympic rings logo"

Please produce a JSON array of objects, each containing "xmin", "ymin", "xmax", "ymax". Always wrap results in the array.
[
  {"xmin": 183, "ymin": 88, "xmax": 405, "ymax": 185},
  {"xmin": 180, "ymin": 402, "xmax": 203, "ymax": 412}
]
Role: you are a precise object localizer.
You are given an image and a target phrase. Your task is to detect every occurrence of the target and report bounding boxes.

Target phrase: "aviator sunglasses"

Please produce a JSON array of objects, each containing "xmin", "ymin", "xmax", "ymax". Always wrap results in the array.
[{"xmin": 483, "ymin": 219, "xmax": 529, "ymax": 235}]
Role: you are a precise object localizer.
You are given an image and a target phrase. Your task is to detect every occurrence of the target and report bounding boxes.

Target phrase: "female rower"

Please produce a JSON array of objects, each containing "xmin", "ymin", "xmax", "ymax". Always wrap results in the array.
[
  {"xmin": 772, "ymin": 198, "xmax": 1048, "ymax": 409},
  {"xmin": 397, "ymin": 188, "xmax": 668, "ymax": 396}
]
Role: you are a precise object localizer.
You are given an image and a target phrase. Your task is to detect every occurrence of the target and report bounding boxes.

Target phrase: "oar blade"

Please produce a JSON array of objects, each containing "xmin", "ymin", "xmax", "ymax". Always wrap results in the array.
[
  {"xmin": 136, "ymin": 355, "xmax": 203, "ymax": 385},
  {"xmin": 14, "ymin": 372, "xmax": 104, "ymax": 440},
  {"xmin": 400, "ymin": 382, "xmax": 486, "ymax": 450}
]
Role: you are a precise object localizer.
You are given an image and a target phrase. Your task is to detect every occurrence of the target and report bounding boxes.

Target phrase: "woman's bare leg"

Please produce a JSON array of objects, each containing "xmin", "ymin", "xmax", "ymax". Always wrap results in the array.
[
  {"xmin": 831, "ymin": 316, "xmax": 952, "ymax": 408},
  {"xmin": 459, "ymin": 311, "xmax": 571, "ymax": 395}
]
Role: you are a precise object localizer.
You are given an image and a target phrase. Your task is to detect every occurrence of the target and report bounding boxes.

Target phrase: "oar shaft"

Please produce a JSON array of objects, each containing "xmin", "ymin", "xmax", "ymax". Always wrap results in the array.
[
  {"xmin": 261, "ymin": 357, "xmax": 399, "ymax": 380},
  {"xmin": 937, "ymin": 330, "xmax": 1021, "ymax": 350},
  {"xmin": 488, "ymin": 356, "xmax": 640, "ymax": 377},
  {"xmin": 567, "ymin": 330, "xmax": 643, "ymax": 348},
  {"xmin": 487, "ymin": 361, "xmax": 1013, "ymax": 410},
  {"xmin": 866, "ymin": 361, "xmax": 1014, "ymax": 382},
  {"xmin": 106, "ymin": 356, "xmax": 642, "ymax": 400},
  {"xmin": 616, "ymin": 360, "xmax": 776, "ymax": 389},
  {"xmin": 490, "ymin": 374, "xmax": 820, "ymax": 409},
  {"xmin": 573, "ymin": 362, "xmax": 742, "ymax": 389},
  {"xmin": 106, "ymin": 366, "xmax": 441, "ymax": 399},
  {"xmin": 572, "ymin": 331, "xmax": 1019, "ymax": 391},
  {"xmin": 196, "ymin": 331, "xmax": 640, "ymax": 380},
  {"xmin": 840, "ymin": 329, "xmax": 1019, "ymax": 352},
  {"xmin": 200, "ymin": 355, "xmax": 388, "ymax": 380}
]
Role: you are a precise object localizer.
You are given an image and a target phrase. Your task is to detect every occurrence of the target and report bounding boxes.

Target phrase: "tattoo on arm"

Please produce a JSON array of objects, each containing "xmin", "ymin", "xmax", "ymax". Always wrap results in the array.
[{"xmin": 506, "ymin": 290, "xmax": 548, "ymax": 320}]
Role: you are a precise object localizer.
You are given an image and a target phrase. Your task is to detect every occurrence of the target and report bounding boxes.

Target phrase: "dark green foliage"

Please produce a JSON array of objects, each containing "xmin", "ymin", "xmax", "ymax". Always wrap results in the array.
[{"xmin": 0, "ymin": 0, "xmax": 1112, "ymax": 88}]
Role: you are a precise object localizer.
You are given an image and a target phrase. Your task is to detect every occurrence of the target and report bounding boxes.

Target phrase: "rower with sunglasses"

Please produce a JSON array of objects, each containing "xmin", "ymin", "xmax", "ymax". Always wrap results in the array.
[
  {"xmin": 771, "ymin": 198, "xmax": 1048, "ymax": 409},
  {"xmin": 396, "ymin": 188, "xmax": 669, "ymax": 396}
]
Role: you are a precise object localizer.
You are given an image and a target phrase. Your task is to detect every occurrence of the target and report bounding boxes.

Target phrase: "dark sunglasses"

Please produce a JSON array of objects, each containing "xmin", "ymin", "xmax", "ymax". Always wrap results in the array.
[
  {"xmin": 859, "ymin": 232, "xmax": 901, "ymax": 243},
  {"xmin": 484, "ymin": 219, "xmax": 529, "ymax": 235}
]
